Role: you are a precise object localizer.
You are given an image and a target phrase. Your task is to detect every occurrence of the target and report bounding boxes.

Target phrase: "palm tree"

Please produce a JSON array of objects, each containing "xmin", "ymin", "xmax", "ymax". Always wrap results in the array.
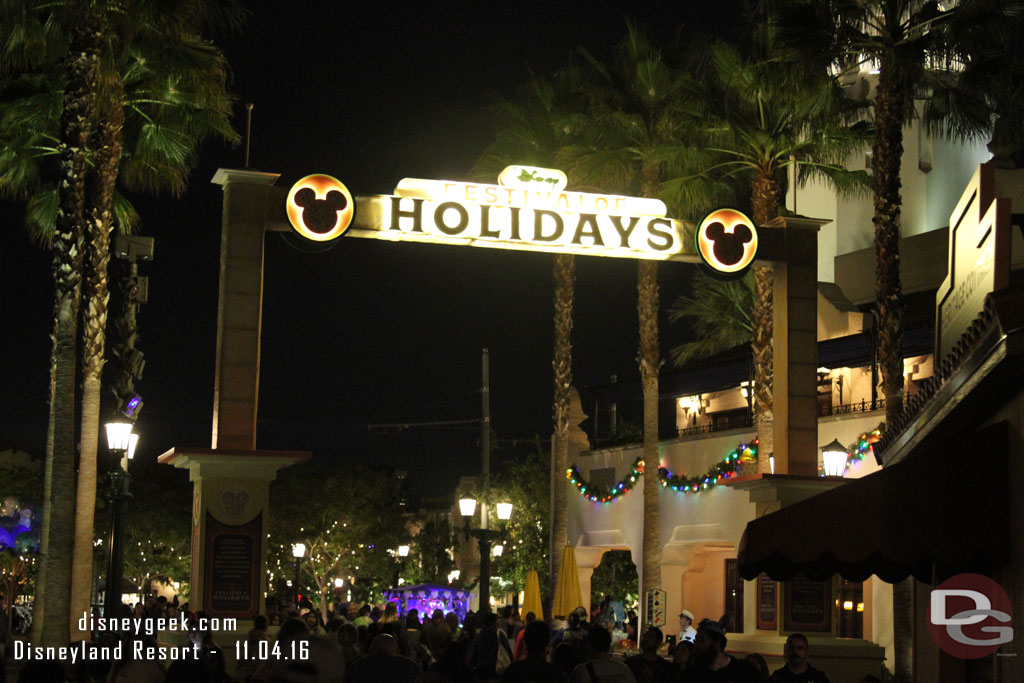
[
  {"xmin": 0, "ymin": 3, "xmax": 104, "ymax": 646},
  {"xmin": 473, "ymin": 73, "xmax": 578, "ymax": 602},
  {"xmin": 775, "ymin": 2, "xmax": 1017, "ymax": 676},
  {"xmin": 667, "ymin": 271, "xmax": 754, "ymax": 367},
  {"xmin": 1, "ymin": 0, "xmax": 239, "ymax": 642},
  {"xmin": 661, "ymin": 24, "xmax": 869, "ymax": 472},
  {"xmin": 556, "ymin": 23, "xmax": 697, "ymax": 606},
  {"xmin": 69, "ymin": 5, "xmax": 238, "ymax": 637}
]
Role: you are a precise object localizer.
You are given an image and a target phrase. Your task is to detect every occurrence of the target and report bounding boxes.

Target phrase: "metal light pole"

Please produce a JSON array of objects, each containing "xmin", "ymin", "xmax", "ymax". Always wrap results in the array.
[
  {"xmin": 292, "ymin": 543, "xmax": 306, "ymax": 608},
  {"xmin": 460, "ymin": 497, "xmax": 512, "ymax": 613},
  {"xmin": 104, "ymin": 419, "xmax": 136, "ymax": 620}
]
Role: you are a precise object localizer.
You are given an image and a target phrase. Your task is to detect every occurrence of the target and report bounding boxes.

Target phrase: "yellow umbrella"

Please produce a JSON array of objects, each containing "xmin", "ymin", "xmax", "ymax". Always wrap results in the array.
[
  {"xmin": 521, "ymin": 570, "xmax": 543, "ymax": 620},
  {"xmin": 552, "ymin": 544, "xmax": 584, "ymax": 619}
]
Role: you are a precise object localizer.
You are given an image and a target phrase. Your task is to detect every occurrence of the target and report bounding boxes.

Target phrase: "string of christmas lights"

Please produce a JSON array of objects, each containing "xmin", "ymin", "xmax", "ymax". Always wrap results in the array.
[
  {"xmin": 658, "ymin": 441, "xmax": 757, "ymax": 493},
  {"xmin": 845, "ymin": 427, "xmax": 881, "ymax": 472},
  {"xmin": 565, "ymin": 458, "xmax": 644, "ymax": 504}
]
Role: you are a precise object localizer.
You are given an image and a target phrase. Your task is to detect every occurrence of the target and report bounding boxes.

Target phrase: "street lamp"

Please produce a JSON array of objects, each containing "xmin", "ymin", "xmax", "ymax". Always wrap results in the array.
[
  {"xmin": 104, "ymin": 418, "xmax": 135, "ymax": 621},
  {"xmin": 393, "ymin": 545, "xmax": 410, "ymax": 587},
  {"xmin": 460, "ymin": 496, "xmax": 512, "ymax": 612},
  {"xmin": 821, "ymin": 439, "xmax": 850, "ymax": 477},
  {"xmin": 292, "ymin": 543, "xmax": 306, "ymax": 608}
]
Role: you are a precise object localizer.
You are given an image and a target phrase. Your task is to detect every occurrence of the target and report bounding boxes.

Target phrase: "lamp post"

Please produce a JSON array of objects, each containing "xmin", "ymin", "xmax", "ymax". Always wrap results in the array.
[
  {"xmin": 393, "ymin": 544, "xmax": 410, "ymax": 588},
  {"xmin": 460, "ymin": 496, "xmax": 512, "ymax": 613},
  {"xmin": 292, "ymin": 543, "xmax": 306, "ymax": 608},
  {"xmin": 821, "ymin": 439, "xmax": 850, "ymax": 477},
  {"xmin": 104, "ymin": 419, "xmax": 136, "ymax": 620}
]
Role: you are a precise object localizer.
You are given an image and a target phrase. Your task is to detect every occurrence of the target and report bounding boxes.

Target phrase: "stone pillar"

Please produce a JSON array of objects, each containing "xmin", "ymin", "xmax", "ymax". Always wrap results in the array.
[
  {"xmin": 210, "ymin": 168, "xmax": 279, "ymax": 450},
  {"xmin": 158, "ymin": 448, "xmax": 307, "ymax": 618},
  {"xmin": 159, "ymin": 169, "xmax": 306, "ymax": 620},
  {"xmin": 763, "ymin": 216, "xmax": 826, "ymax": 475}
]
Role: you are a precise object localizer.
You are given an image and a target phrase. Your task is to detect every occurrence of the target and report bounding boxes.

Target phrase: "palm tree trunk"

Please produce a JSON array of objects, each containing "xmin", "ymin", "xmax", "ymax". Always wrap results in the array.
[
  {"xmin": 637, "ymin": 258, "xmax": 661, "ymax": 598},
  {"xmin": 550, "ymin": 253, "xmax": 575, "ymax": 605},
  {"xmin": 892, "ymin": 578, "xmax": 914, "ymax": 681},
  {"xmin": 38, "ymin": 16, "xmax": 100, "ymax": 647},
  {"xmin": 637, "ymin": 167, "xmax": 663, "ymax": 605},
  {"xmin": 872, "ymin": 68, "xmax": 906, "ymax": 433},
  {"xmin": 751, "ymin": 173, "xmax": 780, "ymax": 473},
  {"xmin": 71, "ymin": 95, "xmax": 124, "ymax": 638},
  {"xmin": 873, "ymin": 64, "xmax": 909, "ymax": 680}
]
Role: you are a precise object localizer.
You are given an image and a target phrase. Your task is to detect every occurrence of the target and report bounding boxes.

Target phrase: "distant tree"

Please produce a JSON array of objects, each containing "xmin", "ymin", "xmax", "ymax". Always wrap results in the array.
[
  {"xmin": 268, "ymin": 461, "xmax": 409, "ymax": 619},
  {"xmin": 120, "ymin": 468, "xmax": 191, "ymax": 599},
  {"xmin": 490, "ymin": 448, "xmax": 551, "ymax": 599},
  {"xmin": 590, "ymin": 550, "xmax": 638, "ymax": 609},
  {"xmin": 405, "ymin": 516, "xmax": 456, "ymax": 586}
]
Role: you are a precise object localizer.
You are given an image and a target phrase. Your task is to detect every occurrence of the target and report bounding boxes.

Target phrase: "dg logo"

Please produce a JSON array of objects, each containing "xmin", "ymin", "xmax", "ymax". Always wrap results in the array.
[
  {"xmin": 695, "ymin": 208, "xmax": 758, "ymax": 277},
  {"xmin": 286, "ymin": 174, "xmax": 354, "ymax": 242}
]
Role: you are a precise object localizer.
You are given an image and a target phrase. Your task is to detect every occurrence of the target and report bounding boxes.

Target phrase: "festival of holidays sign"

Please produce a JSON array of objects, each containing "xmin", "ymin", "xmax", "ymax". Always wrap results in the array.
[{"xmin": 285, "ymin": 166, "xmax": 759, "ymax": 272}]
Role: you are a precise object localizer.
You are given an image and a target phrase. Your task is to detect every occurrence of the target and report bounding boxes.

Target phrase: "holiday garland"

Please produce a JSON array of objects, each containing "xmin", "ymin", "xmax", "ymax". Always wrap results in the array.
[
  {"xmin": 658, "ymin": 441, "xmax": 756, "ymax": 493},
  {"xmin": 845, "ymin": 427, "xmax": 881, "ymax": 472},
  {"xmin": 568, "ymin": 427, "xmax": 883, "ymax": 503},
  {"xmin": 566, "ymin": 458, "xmax": 644, "ymax": 504}
]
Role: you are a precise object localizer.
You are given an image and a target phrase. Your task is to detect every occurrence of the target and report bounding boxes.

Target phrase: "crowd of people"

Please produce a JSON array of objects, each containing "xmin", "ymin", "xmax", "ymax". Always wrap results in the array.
[{"xmin": 3, "ymin": 597, "xmax": 876, "ymax": 683}]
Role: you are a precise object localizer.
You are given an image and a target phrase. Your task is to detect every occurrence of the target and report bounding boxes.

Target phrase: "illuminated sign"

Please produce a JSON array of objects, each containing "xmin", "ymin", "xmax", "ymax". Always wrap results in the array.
[
  {"xmin": 285, "ymin": 170, "xmax": 767, "ymax": 269},
  {"xmin": 497, "ymin": 165, "xmax": 568, "ymax": 191},
  {"xmin": 695, "ymin": 208, "xmax": 758, "ymax": 276},
  {"xmin": 285, "ymin": 174, "xmax": 354, "ymax": 242},
  {"xmin": 394, "ymin": 178, "xmax": 667, "ymax": 216},
  {"xmin": 935, "ymin": 165, "xmax": 1011, "ymax": 361}
]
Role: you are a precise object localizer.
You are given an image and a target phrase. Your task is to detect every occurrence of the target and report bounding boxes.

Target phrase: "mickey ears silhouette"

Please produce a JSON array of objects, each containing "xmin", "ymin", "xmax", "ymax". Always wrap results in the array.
[
  {"xmin": 695, "ymin": 208, "xmax": 758, "ymax": 277},
  {"xmin": 286, "ymin": 174, "xmax": 355, "ymax": 242}
]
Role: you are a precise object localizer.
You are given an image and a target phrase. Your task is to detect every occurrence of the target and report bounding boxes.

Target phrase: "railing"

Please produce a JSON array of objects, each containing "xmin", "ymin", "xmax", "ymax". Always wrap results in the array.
[
  {"xmin": 819, "ymin": 395, "xmax": 910, "ymax": 417},
  {"xmin": 676, "ymin": 414, "xmax": 752, "ymax": 438}
]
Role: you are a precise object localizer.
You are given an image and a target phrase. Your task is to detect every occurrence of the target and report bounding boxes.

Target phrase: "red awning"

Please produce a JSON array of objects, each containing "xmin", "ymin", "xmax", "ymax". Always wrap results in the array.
[{"xmin": 737, "ymin": 423, "xmax": 1008, "ymax": 584}]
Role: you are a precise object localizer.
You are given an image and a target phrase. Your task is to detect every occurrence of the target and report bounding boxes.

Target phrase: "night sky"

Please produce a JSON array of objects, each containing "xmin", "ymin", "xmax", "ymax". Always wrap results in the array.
[{"xmin": 0, "ymin": 1, "xmax": 744, "ymax": 496}]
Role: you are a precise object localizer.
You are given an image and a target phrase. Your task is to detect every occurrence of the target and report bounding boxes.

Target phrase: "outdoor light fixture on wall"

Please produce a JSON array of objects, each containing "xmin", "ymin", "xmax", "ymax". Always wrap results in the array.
[{"xmin": 821, "ymin": 439, "xmax": 850, "ymax": 477}]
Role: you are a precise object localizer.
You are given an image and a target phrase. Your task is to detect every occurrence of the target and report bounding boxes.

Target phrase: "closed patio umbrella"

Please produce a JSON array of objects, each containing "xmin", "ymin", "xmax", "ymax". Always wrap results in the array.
[
  {"xmin": 552, "ymin": 544, "xmax": 583, "ymax": 618},
  {"xmin": 522, "ymin": 570, "xmax": 543, "ymax": 620}
]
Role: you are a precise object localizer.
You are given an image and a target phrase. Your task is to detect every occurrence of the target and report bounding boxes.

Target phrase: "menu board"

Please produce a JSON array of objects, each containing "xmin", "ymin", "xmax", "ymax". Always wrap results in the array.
[
  {"xmin": 784, "ymin": 577, "xmax": 831, "ymax": 632},
  {"xmin": 757, "ymin": 574, "xmax": 777, "ymax": 630}
]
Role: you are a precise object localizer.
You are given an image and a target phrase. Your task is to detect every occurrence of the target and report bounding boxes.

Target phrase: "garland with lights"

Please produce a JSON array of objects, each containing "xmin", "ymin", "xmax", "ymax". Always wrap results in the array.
[
  {"xmin": 566, "ymin": 458, "xmax": 644, "ymax": 504},
  {"xmin": 658, "ymin": 441, "xmax": 757, "ymax": 493},
  {"xmin": 845, "ymin": 427, "xmax": 882, "ymax": 472}
]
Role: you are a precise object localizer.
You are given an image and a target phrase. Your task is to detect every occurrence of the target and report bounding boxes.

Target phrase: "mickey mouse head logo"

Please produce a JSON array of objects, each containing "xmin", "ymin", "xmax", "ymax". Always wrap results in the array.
[
  {"xmin": 696, "ymin": 208, "xmax": 758, "ymax": 276},
  {"xmin": 286, "ymin": 174, "xmax": 354, "ymax": 242}
]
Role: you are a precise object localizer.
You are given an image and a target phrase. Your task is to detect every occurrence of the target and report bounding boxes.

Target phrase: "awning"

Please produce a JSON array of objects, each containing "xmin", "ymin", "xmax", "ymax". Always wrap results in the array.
[{"xmin": 737, "ymin": 422, "xmax": 1008, "ymax": 584}]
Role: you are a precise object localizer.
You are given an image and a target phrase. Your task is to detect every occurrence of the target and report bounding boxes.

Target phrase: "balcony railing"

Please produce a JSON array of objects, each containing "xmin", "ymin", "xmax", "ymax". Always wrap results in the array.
[
  {"xmin": 819, "ymin": 395, "xmax": 916, "ymax": 417},
  {"xmin": 676, "ymin": 414, "xmax": 752, "ymax": 438}
]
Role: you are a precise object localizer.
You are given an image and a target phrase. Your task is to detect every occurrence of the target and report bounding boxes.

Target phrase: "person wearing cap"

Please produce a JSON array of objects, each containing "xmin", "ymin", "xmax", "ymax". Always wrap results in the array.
[
  {"xmin": 679, "ymin": 610, "xmax": 697, "ymax": 643},
  {"xmin": 768, "ymin": 633, "xmax": 830, "ymax": 683},
  {"xmin": 678, "ymin": 617, "xmax": 762, "ymax": 683}
]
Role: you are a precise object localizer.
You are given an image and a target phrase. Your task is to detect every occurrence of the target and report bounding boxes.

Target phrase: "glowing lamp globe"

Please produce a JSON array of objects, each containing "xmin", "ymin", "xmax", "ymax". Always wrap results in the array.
[
  {"xmin": 126, "ymin": 433, "xmax": 140, "ymax": 461},
  {"xmin": 459, "ymin": 498, "xmax": 477, "ymax": 517},
  {"xmin": 496, "ymin": 502, "xmax": 513, "ymax": 521},
  {"xmin": 105, "ymin": 419, "xmax": 134, "ymax": 452},
  {"xmin": 821, "ymin": 439, "xmax": 849, "ymax": 477}
]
